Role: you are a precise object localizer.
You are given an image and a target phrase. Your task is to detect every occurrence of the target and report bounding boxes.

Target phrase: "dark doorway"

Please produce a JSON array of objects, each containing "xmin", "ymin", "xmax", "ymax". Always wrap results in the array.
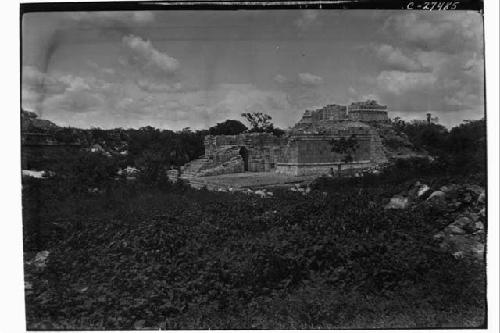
[{"xmin": 239, "ymin": 146, "xmax": 249, "ymax": 171}]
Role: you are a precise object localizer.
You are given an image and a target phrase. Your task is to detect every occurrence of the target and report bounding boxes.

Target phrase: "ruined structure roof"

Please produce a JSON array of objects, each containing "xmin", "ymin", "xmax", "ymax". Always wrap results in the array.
[
  {"xmin": 291, "ymin": 120, "xmax": 370, "ymax": 135},
  {"xmin": 297, "ymin": 100, "xmax": 389, "ymax": 126},
  {"xmin": 348, "ymin": 100, "xmax": 387, "ymax": 110}
]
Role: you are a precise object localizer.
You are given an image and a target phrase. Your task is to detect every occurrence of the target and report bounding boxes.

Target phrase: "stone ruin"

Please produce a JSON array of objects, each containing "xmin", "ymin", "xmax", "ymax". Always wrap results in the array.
[{"xmin": 180, "ymin": 100, "xmax": 390, "ymax": 178}]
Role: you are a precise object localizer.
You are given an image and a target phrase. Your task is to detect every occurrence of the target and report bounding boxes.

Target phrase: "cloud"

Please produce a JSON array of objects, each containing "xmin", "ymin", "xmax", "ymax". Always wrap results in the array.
[
  {"xmin": 382, "ymin": 12, "xmax": 483, "ymax": 54},
  {"xmin": 298, "ymin": 72, "xmax": 323, "ymax": 86},
  {"xmin": 376, "ymin": 70, "xmax": 437, "ymax": 95},
  {"xmin": 294, "ymin": 11, "xmax": 320, "ymax": 31},
  {"xmin": 67, "ymin": 11, "xmax": 155, "ymax": 27},
  {"xmin": 273, "ymin": 74, "xmax": 287, "ymax": 84},
  {"xmin": 43, "ymin": 90, "xmax": 105, "ymax": 114},
  {"xmin": 22, "ymin": 11, "xmax": 156, "ymax": 72},
  {"xmin": 136, "ymin": 79, "xmax": 183, "ymax": 93},
  {"xmin": 122, "ymin": 35, "xmax": 180, "ymax": 76},
  {"xmin": 364, "ymin": 11, "xmax": 484, "ymax": 121},
  {"xmin": 25, "ymin": 70, "xmax": 297, "ymax": 130},
  {"xmin": 373, "ymin": 44, "xmax": 422, "ymax": 71},
  {"xmin": 22, "ymin": 66, "xmax": 68, "ymax": 96},
  {"xmin": 273, "ymin": 73, "xmax": 327, "ymax": 111}
]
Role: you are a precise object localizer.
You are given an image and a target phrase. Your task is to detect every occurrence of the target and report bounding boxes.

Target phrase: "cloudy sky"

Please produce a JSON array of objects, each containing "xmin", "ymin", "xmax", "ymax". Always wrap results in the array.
[{"xmin": 22, "ymin": 9, "xmax": 484, "ymax": 130}]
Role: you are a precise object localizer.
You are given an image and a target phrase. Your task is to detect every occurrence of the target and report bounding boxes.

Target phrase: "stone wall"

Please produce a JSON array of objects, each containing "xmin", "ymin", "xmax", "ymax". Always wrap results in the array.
[
  {"xmin": 197, "ymin": 124, "xmax": 387, "ymax": 177},
  {"xmin": 276, "ymin": 161, "xmax": 373, "ymax": 176},
  {"xmin": 204, "ymin": 133, "xmax": 288, "ymax": 173},
  {"xmin": 198, "ymin": 156, "xmax": 244, "ymax": 176},
  {"xmin": 348, "ymin": 110, "xmax": 389, "ymax": 122}
]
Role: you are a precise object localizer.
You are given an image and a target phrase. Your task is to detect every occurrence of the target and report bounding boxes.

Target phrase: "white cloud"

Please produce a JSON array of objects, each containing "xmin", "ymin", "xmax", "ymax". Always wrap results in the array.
[
  {"xmin": 22, "ymin": 66, "xmax": 68, "ymax": 95},
  {"xmin": 374, "ymin": 44, "xmax": 422, "ymax": 71},
  {"xmin": 136, "ymin": 79, "xmax": 183, "ymax": 93},
  {"xmin": 294, "ymin": 11, "xmax": 320, "ymax": 31},
  {"xmin": 122, "ymin": 35, "xmax": 180, "ymax": 76},
  {"xmin": 382, "ymin": 12, "xmax": 483, "ymax": 54},
  {"xmin": 298, "ymin": 72, "xmax": 323, "ymax": 86},
  {"xmin": 365, "ymin": 11, "xmax": 484, "ymax": 120},
  {"xmin": 376, "ymin": 70, "xmax": 437, "ymax": 95},
  {"xmin": 273, "ymin": 74, "xmax": 287, "ymax": 84},
  {"xmin": 67, "ymin": 11, "xmax": 155, "ymax": 27}
]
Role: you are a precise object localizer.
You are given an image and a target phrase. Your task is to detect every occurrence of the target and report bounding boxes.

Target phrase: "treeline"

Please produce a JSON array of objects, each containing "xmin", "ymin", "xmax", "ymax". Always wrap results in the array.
[
  {"xmin": 23, "ymin": 107, "xmax": 486, "ymax": 187},
  {"xmin": 22, "ymin": 116, "xmax": 257, "ymax": 186},
  {"xmin": 392, "ymin": 118, "xmax": 486, "ymax": 175}
]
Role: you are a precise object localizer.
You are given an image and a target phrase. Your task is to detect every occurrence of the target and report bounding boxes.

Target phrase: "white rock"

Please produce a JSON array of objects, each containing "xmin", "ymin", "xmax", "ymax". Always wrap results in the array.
[
  {"xmin": 440, "ymin": 184, "xmax": 459, "ymax": 193},
  {"xmin": 452, "ymin": 251, "xmax": 464, "ymax": 259},
  {"xmin": 417, "ymin": 184, "xmax": 430, "ymax": 197},
  {"xmin": 454, "ymin": 216, "xmax": 472, "ymax": 227},
  {"xmin": 427, "ymin": 190, "xmax": 445, "ymax": 201},
  {"xmin": 479, "ymin": 208, "xmax": 485, "ymax": 217},
  {"xmin": 22, "ymin": 170, "xmax": 46, "ymax": 179},
  {"xmin": 472, "ymin": 244, "xmax": 485, "ymax": 259},
  {"xmin": 32, "ymin": 251, "xmax": 50, "ymax": 268},
  {"xmin": 477, "ymin": 191, "xmax": 486, "ymax": 204},
  {"xmin": 447, "ymin": 225, "xmax": 466, "ymax": 235},
  {"xmin": 384, "ymin": 196, "xmax": 409, "ymax": 210},
  {"xmin": 433, "ymin": 232, "xmax": 445, "ymax": 240},
  {"xmin": 474, "ymin": 222, "xmax": 484, "ymax": 230},
  {"xmin": 468, "ymin": 213, "xmax": 480, "ymax": 222},
  {"xmin": 254, "ymin": 190, "xmax": 267, "ymax": 197}
]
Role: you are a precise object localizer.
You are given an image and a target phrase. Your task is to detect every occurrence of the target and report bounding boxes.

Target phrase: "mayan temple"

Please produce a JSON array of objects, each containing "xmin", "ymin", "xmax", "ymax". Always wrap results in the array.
[{"xmin": 180, "ymin": 100, "xmax": 389, "ymax": 178}]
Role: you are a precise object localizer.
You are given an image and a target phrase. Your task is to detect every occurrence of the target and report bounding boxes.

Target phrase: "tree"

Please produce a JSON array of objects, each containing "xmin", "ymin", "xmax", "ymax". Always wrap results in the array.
[
  {"xmin": 241, "ymin": 112, "xmax": 274, "ymax": 133},
  {"xmin": 208, "ymin": 120, "xmax": 248, "ymax": 136},
  {"xmin": 330, "ymin": 134, "xmax": 359, "ymax": 175}
]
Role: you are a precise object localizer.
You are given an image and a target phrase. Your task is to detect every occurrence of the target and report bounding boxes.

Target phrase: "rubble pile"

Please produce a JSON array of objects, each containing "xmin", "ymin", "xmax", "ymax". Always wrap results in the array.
[{"xmin": 385, "ymin": 182, "xmax": 486, "ymax": 261}]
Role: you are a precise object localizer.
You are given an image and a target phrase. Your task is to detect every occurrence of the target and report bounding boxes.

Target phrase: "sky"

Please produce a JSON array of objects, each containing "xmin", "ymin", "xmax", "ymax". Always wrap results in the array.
[{"xmin": 21, "ymin": 9, "xmax": 485, "ymax": 130}]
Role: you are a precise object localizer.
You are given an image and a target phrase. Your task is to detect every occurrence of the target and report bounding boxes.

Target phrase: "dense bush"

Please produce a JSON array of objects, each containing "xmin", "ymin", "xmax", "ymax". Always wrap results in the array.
[
  {"xmin": 392, "ymin": 119, "xmax": 486, "ymax": 174},
  {"xmin": 23, "ymin": 176, "xmax": 485, "ymax": 329}
]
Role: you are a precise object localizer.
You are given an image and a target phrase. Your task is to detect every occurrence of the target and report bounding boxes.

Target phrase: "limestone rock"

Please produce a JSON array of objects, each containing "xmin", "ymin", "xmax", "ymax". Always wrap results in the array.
[
  {"xmin": 454, "ymin": 216, "xmax": 472, "ymax": 228},
  {"xmin": 440, "ymin": 184, "xmax": 459, "ymax": 193},
  {"xmin": 433, "ymin": 232, "xmax": 445, "ymax": 240},
  {"xmin": 446, "ymin": 225, "xmax": 466, "ymax": 235},
  {"xmin": 417, "ymin": 184, "xmax": 430, "ymax": 197},
  {"xmin": 428, "ymin": 190, "xmax": 446, "ymax": 201},
  {"xmin": 468, "ymin": 213, "xmax": 480, "ymax": 222},
  {"xmin": 31, "ymin": 250, "xmax": 50, "ymax": 269},
  {"xmin": 254, "ymin": 190, "xmax": 266, "ymax": 197},
  {"xmin": 477, "ymin": 191, "xmax": 486, "ymax": 204},
  {"xmin": 465, "ymin": 184, "xmax": 483, "ymax": 196},
  {"xmin": 384, "ymin": 195, "xmax": 409, "ymax": 210},
  {"xmin": 479, "ymin": 207, "xmax": 485, "ymax": 217},
  {"xmin": 471, "ymin": 243, "xmax": 485, "ymax": 260},
  {"xmin": 408, "ymin": 182, "xmax": 430, "ymax": 200}
]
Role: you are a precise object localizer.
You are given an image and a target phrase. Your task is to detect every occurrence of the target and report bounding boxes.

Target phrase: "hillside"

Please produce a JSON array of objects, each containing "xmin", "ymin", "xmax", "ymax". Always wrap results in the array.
[{"xmin": 21, "ymin": 109, "xmax": 58, "ymax": 132}]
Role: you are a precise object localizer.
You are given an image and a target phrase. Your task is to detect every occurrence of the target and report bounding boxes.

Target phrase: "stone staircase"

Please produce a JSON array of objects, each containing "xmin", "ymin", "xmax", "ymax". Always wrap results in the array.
[{"xmin": 180, "ymin": 156, "xmax": 211, "ymax": 179}]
